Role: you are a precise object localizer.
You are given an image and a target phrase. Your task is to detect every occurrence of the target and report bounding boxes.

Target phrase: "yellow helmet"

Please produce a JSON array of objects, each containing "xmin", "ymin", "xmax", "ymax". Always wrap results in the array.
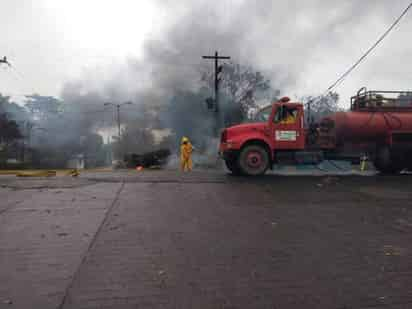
[{"xmin": 181, "ymin": 136, "xmax": 189, "ymax": 144}]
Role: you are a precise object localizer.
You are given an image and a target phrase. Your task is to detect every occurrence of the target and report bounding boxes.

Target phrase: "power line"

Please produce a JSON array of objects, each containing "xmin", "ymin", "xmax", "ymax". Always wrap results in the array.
[
  {"xmin": 305, "ymin": 2, "xmax": 412, "ymax": 112},
  {"xmin": 326, "ymin": 2, "xmax": 412, "ymax": 93}
]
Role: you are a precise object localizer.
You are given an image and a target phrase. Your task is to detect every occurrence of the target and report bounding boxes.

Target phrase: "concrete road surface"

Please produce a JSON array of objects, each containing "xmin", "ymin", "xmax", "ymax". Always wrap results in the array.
[{"xmin": 1, "ymin": 171, "xmax": 412, "ymax": 309}]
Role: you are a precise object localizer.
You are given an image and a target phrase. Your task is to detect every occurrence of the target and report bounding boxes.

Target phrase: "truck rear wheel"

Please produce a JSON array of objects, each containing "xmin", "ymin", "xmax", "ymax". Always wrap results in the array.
[
  {"xmin": 238, "ymin": 145, "xmax": 269, "ymax": 176},
  {"xmin": 374, "ymin": 146, "xmax": 403, "ymax": 174}
]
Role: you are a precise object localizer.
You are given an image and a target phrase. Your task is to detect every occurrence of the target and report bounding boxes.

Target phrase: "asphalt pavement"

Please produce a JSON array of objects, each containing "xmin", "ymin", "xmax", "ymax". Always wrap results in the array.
[{"xmin": 1, "ymin": 170, "xmax": 412, "ymax": 309}]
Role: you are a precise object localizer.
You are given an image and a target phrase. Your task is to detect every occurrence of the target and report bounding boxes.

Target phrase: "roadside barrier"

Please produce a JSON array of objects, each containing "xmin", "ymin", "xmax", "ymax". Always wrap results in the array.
[{"xmin": 16, "ymin": 170, "xmax": 57, "ymax": 177}]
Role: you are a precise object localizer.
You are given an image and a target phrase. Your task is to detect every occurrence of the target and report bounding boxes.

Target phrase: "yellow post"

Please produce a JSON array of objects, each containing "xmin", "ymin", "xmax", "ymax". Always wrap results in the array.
[{"xmin": 360, "ymin": 155, "xmax": 367, "ymax": 171}]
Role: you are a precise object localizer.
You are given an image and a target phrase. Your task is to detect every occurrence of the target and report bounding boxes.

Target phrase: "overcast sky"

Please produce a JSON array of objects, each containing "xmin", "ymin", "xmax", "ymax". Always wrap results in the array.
[{"xmin": 1, "ymin": 0, "xmax": 411, "ymax": 108}]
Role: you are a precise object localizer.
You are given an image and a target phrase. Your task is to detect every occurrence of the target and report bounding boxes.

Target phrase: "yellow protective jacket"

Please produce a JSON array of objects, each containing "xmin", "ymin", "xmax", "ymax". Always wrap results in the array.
[
  {"xmin": 180, "ymin": 137, "xmax": 193, "ymax": 171},
  {"xmin": 280, "ymin": 114, "xmax": 296, "ymax": 124}
]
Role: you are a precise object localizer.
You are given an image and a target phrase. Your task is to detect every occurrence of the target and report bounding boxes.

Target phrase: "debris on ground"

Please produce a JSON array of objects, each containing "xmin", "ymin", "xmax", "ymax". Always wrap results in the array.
[
  {"xmin": 323, "ymin": 176, "xmax": 339, "ymax": 185},
  {"xmin": 317, "ymin": 176, "xmax": 340, "ymax": 187},
  {"xmin": 382, "ymin": 245, "xmax": 405, "ymax": 256},
  {"xmin": 67, "ymin": 169, "xmax": 80, "ymax": 177},
  {"xmin": 393, "ymin": 218, "xmax": 412, "ymax": 232}
]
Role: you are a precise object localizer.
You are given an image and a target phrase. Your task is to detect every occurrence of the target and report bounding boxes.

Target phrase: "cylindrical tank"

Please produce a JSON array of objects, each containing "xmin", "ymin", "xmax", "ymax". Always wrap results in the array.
[
  {"xmin": 321, "ymin": 111, "xmax": 412, "ymax": 144},
  {"xmin": 317, "ymin": 110, "xmax": 412, "ymax": 173}
]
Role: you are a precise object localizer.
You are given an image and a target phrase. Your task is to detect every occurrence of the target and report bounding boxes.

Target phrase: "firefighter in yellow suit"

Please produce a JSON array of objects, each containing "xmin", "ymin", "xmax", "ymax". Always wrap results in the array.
[
  {"xmin": 180, "ymin": 136, "xmax": 193, "ymax": 172},
  {"xmin": 280, "ymin": 109, "xmax": 297, "ymax": 124}
]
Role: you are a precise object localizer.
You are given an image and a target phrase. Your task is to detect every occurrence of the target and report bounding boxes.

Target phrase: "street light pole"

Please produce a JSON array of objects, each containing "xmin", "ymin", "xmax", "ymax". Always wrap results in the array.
[
  {"xmin": 116, "ymin": 104, "xmax": 121, "ymax": 139},
  {"xmin": 104, "ymin": 101, "xmax": 133, "ymax": 140}
]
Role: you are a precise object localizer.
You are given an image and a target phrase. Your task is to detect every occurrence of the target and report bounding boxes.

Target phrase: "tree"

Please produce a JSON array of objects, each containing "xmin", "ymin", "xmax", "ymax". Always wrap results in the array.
[
  {"xmin": 25, "ymin": 94, "xmax": 62, "ymax": 120},
  {"xmin": 303, "ymin": 92, "xmax": 340, "ymax": 124},
  {"xmin": 0, "ymin": 94, "xmax": 29, "ymax": 121},
  {"xmin": 0, "ymin": 114, "xmax": 21, "ymax": 144},
  {"xmin": 201, "ymin": 62, "xmax": 277, "ymax": 124},
  {"xmin": 22, "ymin": 94, "xmax": 110, "ymax": 168},
  {"xmin": 0, "ymin": 95, "xmax": 23, "ymax": 162}
]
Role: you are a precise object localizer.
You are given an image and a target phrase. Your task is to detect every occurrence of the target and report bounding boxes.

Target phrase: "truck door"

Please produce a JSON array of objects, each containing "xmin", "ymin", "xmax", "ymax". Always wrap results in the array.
[{"xmin": 272, "ymin": 104, "xmax": 305, "ymax": 150}]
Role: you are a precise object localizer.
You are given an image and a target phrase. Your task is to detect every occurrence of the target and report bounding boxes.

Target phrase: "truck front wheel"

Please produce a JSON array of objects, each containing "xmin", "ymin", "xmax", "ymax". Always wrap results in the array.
[
  {"xmin": 238, "ymin": 145, "xmax": 269, "ymax": 176},
  {"xmin": 225, "ymin": 159, "xmax": 242, "ymax": 175}
]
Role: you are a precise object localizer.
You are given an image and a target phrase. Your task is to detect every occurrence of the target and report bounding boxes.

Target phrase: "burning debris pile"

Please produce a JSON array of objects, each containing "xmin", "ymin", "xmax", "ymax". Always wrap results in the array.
[{"xmin": 124, "ymin": 149, "xmax": 171, "ymax": 168}]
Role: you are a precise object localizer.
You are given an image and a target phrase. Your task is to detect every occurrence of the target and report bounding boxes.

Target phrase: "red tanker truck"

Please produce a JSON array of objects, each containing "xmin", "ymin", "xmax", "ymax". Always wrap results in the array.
[{"xmin": 219, "ymin": 88, "xmax": 412, "ymax": 175}]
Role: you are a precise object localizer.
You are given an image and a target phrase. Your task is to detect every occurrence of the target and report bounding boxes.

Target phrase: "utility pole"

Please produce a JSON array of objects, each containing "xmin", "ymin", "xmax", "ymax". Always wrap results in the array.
[
  {"xmin": 305, "ymin": 98, "xmax": 318, "ymax": 127},
  {"xmin": 202, "ymin": 51, "xmax": 230, "ymax": 130},
  {"xmin": 116, "ymin": 104, "xmax": 121, "ymax": 138}
]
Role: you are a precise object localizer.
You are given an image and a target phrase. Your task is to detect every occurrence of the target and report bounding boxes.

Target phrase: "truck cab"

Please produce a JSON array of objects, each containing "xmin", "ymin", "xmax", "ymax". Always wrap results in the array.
[{"xmin": 220, "ymin": 97, "xmax": 305, "ymax": 175}]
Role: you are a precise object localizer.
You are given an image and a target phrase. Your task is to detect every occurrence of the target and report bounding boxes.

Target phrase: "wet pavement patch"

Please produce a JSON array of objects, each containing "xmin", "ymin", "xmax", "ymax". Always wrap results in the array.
[{"xmin": 359, "ymin": 187, "xmax": 412, "ymax": 200}]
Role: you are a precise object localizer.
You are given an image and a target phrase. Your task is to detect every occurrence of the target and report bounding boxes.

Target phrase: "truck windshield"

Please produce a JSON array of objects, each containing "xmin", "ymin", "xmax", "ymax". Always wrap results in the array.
[{"xmin": 254, "ymin": 106, "xmax": 272, "ymax": 122}]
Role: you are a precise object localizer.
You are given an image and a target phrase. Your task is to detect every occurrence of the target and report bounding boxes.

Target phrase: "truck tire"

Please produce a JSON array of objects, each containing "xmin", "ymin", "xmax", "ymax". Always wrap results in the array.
[
  {"xmin": 238, "ymin": 144, "xmax": 269, "ymax": 176},
  {"xmin": 374, "ymin": 146, "xmax": 402, "ymax": 174},
  {"xmin": 225, "ymin": 159, "xmax": 242, "ymax": 175}
]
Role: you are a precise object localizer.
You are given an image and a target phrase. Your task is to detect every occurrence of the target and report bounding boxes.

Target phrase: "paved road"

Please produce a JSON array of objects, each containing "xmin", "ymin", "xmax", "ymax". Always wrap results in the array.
[{"xmin": 1, "ymin": 171, "xmax": 412, "ymax": 309}]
